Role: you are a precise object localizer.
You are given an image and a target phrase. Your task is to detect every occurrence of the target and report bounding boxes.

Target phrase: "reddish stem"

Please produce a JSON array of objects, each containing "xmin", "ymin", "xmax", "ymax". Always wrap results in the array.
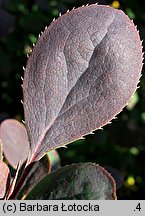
[
  {"xmin": 9, "ymin": 141, "xmax": 42, "ymax": 199},
  {"xmin": 9, "ymin": 162, "xmax": 35, "ymax": 199}
]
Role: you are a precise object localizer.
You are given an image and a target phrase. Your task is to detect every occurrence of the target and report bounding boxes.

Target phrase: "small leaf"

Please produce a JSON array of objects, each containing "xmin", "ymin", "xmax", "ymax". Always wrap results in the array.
[
  {"xmin": 26, "ymin": 163, "xmax": 116, "ymax": 200},
  {"xmin": 0, "ymin": 119, "xmax": 29, "ymax": 169},
  {"xmin": 23, "ymin": 4, "xmax": 143, "ymax": 162},
  {"xmin": 17, "ymin": 154, "xmax": 50, "ymax": 200},
  {"xmin": 0, "ymin": 161, "xmax": 10, "ymax": 199}
]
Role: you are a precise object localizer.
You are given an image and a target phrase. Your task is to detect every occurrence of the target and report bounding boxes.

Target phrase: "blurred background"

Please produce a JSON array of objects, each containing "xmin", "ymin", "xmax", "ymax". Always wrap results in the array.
[{"xmin": 0, "ymin": 0, "xmax": 145, "ymax": 199}]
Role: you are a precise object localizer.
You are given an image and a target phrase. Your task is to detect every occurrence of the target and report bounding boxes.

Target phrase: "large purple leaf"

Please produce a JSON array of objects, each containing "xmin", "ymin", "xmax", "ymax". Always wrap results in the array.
[
  {"xmin": 23, "ymin": 4, "xmax": 143, "ymax": 162},
  {"xmin": 0, "ymin": 119, "xmax": 29, "ymax": 168}
]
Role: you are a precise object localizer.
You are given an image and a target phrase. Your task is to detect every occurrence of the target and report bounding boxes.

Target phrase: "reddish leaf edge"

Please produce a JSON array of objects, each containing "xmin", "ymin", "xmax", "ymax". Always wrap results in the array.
[{"xmin": 98, "ymin": 164, "xmax": 117, "ymax": 200}]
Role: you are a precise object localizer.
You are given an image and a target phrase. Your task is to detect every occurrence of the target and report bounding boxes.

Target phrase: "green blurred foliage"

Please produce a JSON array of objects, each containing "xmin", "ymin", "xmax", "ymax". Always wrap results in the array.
[{"xmin": 0, "ymin": 0, "xmax": 145, "ymax": 199}]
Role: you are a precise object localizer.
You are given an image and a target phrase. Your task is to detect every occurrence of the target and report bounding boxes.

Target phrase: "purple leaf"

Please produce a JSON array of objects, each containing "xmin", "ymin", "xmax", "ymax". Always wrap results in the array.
[
  {"xmin": 0, "ymin": 161, "xmax": 10, "ymax": 199},
  {"xmin": 23, "ymin": 4, "xmax": 143, "ymax": 162},
  {"xmin": 0, "ymin": 119, "xmax": 29, "ymax": 169}
]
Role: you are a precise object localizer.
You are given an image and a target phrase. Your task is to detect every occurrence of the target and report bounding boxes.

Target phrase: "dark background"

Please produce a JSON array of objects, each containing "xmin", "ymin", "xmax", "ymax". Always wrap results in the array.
[{"xmin": 0, "ymin": 0, "xmax": 145, "ymax": 199}]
